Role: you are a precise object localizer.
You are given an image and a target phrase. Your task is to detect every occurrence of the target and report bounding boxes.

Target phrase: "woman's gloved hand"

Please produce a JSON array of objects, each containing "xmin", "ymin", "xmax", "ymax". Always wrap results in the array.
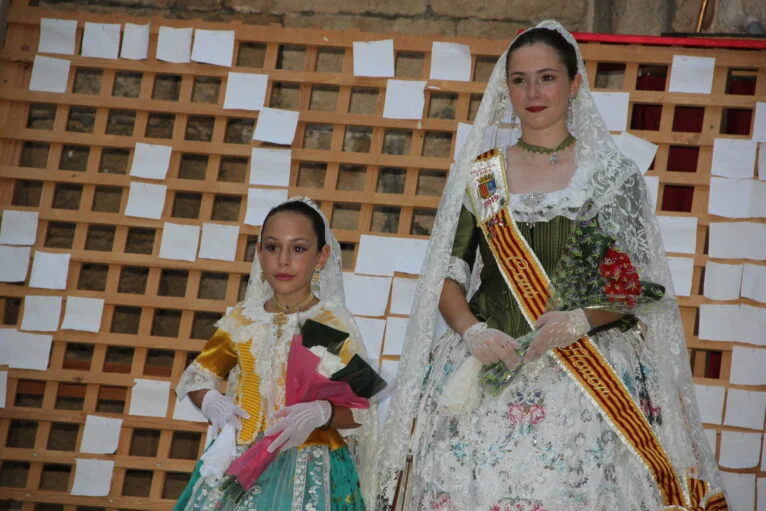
[
  {"xmin": 523, "ymin": 309, "xmax": 590, "ymax": 363},
  {"xmin": 463, "ymin": 321, "xmax": 522, "ymax": 371}
]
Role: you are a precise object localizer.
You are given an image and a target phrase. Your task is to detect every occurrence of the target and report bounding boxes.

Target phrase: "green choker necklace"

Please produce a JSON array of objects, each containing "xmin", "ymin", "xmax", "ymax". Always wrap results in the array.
[{"xmin": 517, "ymin": 133, "xmax": 576, "ymax": 165}]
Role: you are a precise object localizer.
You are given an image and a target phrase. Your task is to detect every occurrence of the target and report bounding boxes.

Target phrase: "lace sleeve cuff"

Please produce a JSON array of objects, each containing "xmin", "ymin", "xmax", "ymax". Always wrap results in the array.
[
  {"xmin": 446, "ymin": 256, "xmax": 471, "ymax": 290},
  {"xmin": 175, "ymin": 361, "xmax": 222, "ymax": 400}
]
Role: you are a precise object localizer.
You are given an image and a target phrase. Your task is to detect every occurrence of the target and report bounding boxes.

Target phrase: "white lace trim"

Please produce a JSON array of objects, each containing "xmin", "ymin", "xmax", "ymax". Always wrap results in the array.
[
  {"xmin": 176, "ymin": 361, "xmax": 221, "ymax": 400},
  {"xmin": 446, "ymin": 256, "xmax": 471, "ymax": 290}
]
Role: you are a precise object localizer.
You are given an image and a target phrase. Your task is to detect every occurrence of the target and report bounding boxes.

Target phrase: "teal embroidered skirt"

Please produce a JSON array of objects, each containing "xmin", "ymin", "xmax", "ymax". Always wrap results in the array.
[{"xmin": 174, "ymin": 443, "xmax": 365, "ymax": 511}]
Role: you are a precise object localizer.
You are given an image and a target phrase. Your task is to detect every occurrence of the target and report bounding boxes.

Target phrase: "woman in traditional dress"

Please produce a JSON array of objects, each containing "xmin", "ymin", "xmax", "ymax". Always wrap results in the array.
[
  {"xmin": 174, "ymin": 198, "xmax": 377, "ymax": 510},
  {"xmin": 373, "ymin": 20, "xmax": 727, "ymax": 511}
]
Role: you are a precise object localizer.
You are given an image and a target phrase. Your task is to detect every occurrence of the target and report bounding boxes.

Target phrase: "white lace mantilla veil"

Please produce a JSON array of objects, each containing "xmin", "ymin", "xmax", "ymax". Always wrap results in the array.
[
  {"xmin": 238, "ymin": 196, "xmax": 379, "ymax": 504},
  {"xmin": 372, "ymin": 20, "xmax": 724, "ymax": 508}
]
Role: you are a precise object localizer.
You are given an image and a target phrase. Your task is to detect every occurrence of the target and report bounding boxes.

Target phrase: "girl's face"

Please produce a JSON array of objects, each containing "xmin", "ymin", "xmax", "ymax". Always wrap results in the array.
[
  {"xmin": 507, "ymin": 42, "xmax": 581, "ymax": 134},
  {"xmin": 257, "ymin": 211, "xmax": 329, "ymax": 301}
]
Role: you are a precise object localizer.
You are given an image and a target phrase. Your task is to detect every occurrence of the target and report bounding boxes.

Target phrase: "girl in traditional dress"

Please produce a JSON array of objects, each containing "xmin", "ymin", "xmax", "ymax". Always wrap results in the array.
[
  {"xmin": 373, "ymin": 20, "xmax": 727, "ymax": 511},
  {"xmin": 175, "ymin": 197, "xmax": 376, "ymax": 510}
]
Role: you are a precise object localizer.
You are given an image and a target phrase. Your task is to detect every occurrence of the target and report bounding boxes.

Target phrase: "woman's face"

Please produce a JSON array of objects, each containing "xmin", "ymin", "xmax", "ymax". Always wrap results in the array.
[
  {"xmin": 507, "ymin": 42, "xmax": 581, "ymax": 134},
  {"xmin": 257, "ymin": 211, "xmax": 329, "ymax": 300}
]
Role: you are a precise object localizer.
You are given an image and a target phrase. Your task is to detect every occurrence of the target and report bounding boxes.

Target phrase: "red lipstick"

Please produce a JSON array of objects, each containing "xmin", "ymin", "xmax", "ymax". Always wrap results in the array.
[
  {"xmin": 526, "ymin": 106, "xmax": 546, "ymax": 113},
  {"xmin": 274, "ymin": 273, "xmax": 294, "ymax": 281}
]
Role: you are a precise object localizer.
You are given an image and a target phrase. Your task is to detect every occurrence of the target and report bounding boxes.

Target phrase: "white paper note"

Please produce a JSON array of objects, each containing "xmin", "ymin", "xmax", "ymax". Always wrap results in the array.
[
  {"xmin": 390, "ymin": 277, "xmax": 418, "ymax": 315},
  {"xmin": 666, "ymin": 256, "xmax": 694, "ymax": 297},
  {"xmin": 741, "ymin": 263, "xmax": 766, "ymax": 303},
  {"xmin": 0, "ymin": 371, "xmax": 6, "ymax": 408},
  {"xmin": 29, "ymin": 251, "xmax": 70, "ymax": 290},
  {"xmin": 223, "ymin": 72, "xmax": 269, "ymax": 111},
  {"xmin": 698, "ymin": 304, "xmax": 739, "ymax": 342},
  {"xmin": 198, "ymin": 223, "xmax": 239, "ymax": 262},
  {"xmin": 61, "ymin": 296, "xmax": 104, "ymax": 333},
  {"xmin": 156, "ymin": 26, "xmax": 193, "ymax": 64},
  {"xmin": 657, "ymin": 215, "xmax": 697, "ymax": 254},
  {"xmin": 711, "ymin": 138, "xmax": 757, "ymax": 179},
  {"xmin": 703, "ymin": 261, "xmax": 742, "ymax": 300},
  {"xmin": 172, "ymin": 396, "xmax": 207, "ymax": 422},
  {"xmin": 81, "ymin": 22, "xmax": 121, "ymax": 60},
  {"xmin": 129, "ymin": 378, "xmax": 171, "ymax": 417},
  {"xmin": 642, "ymin": 175, "xmax": 659, "ymax": 208},
  {"xmin": 355, "ymin": 316, "xmax": 386, "ymax": 360},
  {"xmin": 29, "ymin": 55, "xmax": 70, "ymax": 94},
  {"xmin": 383, "ymin": 80, "xmax": 426, "ymax": 120},
  {"xmin": 0, "ymin": 245, "xmax": 30, "ymax": 282},
  {"xmin": 0, "ymin": 210, "xmax": 38, "ymax": 246},
  {"xmin": 454, "ymin": 122, "xmax": 473, "ymax": 160},
  {"xmin": 758, "ymin": 477, "xmax": 766, "ymax": 511},
  {"xmin": 124, "ymin": 182, "xmax": 166, "ymax": 220},
  {"xmin": 708, "ymin": 177, "xmax": 753, "ymax": 218},
  {"xmin": 253, "ymin": 108, "xmax": 300, "ymax": 145},
  {"xmin": 129, "ymin": 143, "xmax": 172, "ymax": 180},
  {"xmin": 430, "ymin": 42, "xmax": 471, "ymax": 82},
  {"xmin": 250, "ymin": 148, "xmax": 292, "ymax": 187},
  {"xmin": 352, "ymin": 40, "xmax": 394, "ymax": 78},
  {"xmin": 80, "ymin": 415, "xmax": 122, "ymax": 454},
  {"xmin": 668, "ymin": 55, "xmax": 715, "ymax": 94},
  {"xmin": 591, "ymin": 92, "xmax": 630, "ymax": 132},
  {"xmin": 71, "ymin": 459, "xmax": 114, "ymax": 496},
  {"xmin": 39, "ymin": 18, "xmax": 77, "ymax": 55},
  {"xmin": 694, "ymin": 384, "xmax": 726, "ymax": 425},
  {"xmin": 736, "ymin": 304, "xmax": 766, "ymax": 347},
  {"xmin": 723, "ymin": 389, "xmax": 766, "ymax": 430},
  {"xmin": 719, "ymin": 431, "xmax": 761, "ymax": 469},
  {"xmin": 753, "ymin": 102, "xmax": 766, "ymax": 143},
  {"xmin": 244, "ymin": 188, "xmax": 289, "ymax": 226},
  {"xmin": 380, "ymin": 359, "xmax": 400, "ymax": 380},
  {"xmin": 191, "ymin": 29, "xmax": 235, "ymax": 67},
  {"xmin": 0, "ymin": 329, "xmax": 52, "ymax": 370},
  {"xmin": 709, "ymin": 222, "xmax": 766, "ymax": 260},
  {"xmin": 759, "ymin": 143, "xmax": 766, "ymax": 180},
  {"xmin": 355, "ymin": 235, "xmax": 429, "ymax": 277},
  {"xmin": 20, "ymin": 296, "xmax": 62, "ymax": 333},
  {"xmin": 730, "ymin": 346, "xmax": 766, "ymax": 385},
  {"xmin": 159, "ymin": 222, "xmax": 200, "ymax": 262},
  {"xmin": 383, "ymin": 317, "xmax": 408, "ymax": 356},
  {"xmin": 751, "ymin": 180, "xmax": 766, "ymax": 218},
  {"xmin": 719, "ymin": 472, "xmax": 755, "ymax": 511},
  {"xmin": 342, "ymin": 273, "xmax": 392, "ymax": 316},
  {"xmin": 614, "ymin": 131, "xmax": 658, "ymax": 175},
  {"xmin": 121, "ymin": 23, "xmax": 150, "ymax": 60}
]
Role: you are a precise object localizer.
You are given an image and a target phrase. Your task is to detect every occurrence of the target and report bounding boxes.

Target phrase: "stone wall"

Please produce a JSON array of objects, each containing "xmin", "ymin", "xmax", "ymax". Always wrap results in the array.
[
  {"xmin": 28, "ymin": 0, "xmax": 766, "ymax": 38},
  {"xmin": 33, "ymin": 0, "xmax": 678, "ymax": 37}
]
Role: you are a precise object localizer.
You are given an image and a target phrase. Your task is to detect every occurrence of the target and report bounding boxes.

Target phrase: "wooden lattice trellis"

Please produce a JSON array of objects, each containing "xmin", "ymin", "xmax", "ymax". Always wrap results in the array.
[{"xmin": 0, "ymin": 0, "xmax": 764, "ymax": 509}]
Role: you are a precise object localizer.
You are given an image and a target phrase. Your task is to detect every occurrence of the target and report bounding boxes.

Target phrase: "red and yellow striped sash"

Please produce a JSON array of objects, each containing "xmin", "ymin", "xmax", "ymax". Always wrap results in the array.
[{"xmin": 467, "ymin": 149, "xmax": 726, "ymax": 510}]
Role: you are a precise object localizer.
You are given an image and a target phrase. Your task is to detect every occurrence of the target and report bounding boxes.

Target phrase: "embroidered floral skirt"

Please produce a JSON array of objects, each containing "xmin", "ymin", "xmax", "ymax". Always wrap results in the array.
[
  {"xmin": 407, "ymin": 329, "xmax": 667, "ymax": 511},
  {"xmin": 175, "ymin": 444, "xmax": 365, "ymax": 511}
]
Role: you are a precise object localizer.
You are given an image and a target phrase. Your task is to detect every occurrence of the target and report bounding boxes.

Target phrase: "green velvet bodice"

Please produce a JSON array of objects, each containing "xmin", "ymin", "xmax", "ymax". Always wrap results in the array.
[{"xmin": 451, "ymin": 205, "xmax": 574, "ymax": 338}]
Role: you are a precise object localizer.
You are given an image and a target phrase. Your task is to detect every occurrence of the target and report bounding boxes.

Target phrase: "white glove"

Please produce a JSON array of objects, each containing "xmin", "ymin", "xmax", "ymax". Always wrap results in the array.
[
  {"xmin": 264, "ymin": 400, "xmax": 333, "ymax": 453},
  {"xmin": 463, "ymin": 321, "xmax": 521, "ymax": 370},
  {"xmin": 523, "ymin": 309, "xmax": 590, "ymax": 363},
  {"xmin": 200, "ymin": 390, "xmax": 249, "ymax": 434}
]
